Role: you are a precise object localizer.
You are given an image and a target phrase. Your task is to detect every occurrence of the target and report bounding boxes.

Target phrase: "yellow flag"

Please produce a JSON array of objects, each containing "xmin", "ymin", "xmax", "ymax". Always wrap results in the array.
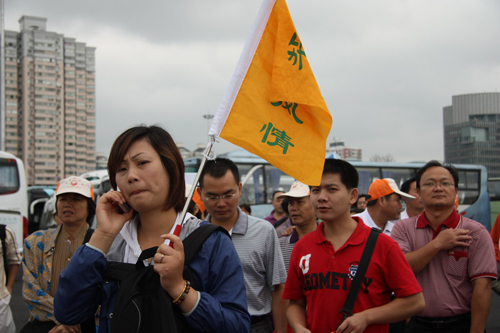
[{"xmin": 210, "ymin": 0, "xmax": 332, "ymax": 185}]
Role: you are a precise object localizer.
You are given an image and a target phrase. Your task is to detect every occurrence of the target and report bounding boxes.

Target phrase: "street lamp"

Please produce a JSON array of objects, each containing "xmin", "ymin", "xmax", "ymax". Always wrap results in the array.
[{"xmin": 203, "ymin": 114, "xmax": 214, "ymax": 135}]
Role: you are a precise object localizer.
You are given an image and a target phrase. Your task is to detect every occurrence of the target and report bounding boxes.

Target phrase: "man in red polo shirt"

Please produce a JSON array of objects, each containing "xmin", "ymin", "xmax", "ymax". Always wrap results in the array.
[
  {"xmin": 283, "ymin": 159, "xmax": 424, "ymax": 333},
  {"xmin": 391, "ymin": 160, "xmax": 497, "ymax": 333}
]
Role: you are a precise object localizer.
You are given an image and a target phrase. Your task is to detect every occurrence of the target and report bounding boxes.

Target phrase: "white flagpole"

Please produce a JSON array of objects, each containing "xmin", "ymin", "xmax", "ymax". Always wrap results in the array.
[{"xmin": 178, "ymin": 140, "xmax": 214, "ymax": 225}]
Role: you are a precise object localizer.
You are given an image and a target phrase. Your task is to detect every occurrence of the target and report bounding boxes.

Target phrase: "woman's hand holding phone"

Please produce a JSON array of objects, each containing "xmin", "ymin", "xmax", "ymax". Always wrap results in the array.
[{"xmin": 89, "ymin": 191, "xmax": 134, "ymax": 253}]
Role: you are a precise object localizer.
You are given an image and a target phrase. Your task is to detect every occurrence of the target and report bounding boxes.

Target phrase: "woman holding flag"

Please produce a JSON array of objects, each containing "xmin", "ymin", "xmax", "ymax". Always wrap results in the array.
[{"xmin": 54, "ymin": 125, "xmax": 250, "ymax": 333}]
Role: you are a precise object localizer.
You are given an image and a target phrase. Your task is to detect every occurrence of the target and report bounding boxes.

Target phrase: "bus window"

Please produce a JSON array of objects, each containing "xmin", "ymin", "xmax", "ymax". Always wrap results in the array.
[
  {"xmin": 460, "ymin": 190, "xmax": 479, "ymax": 205},
  {"xmin": 464, "ymin": 171, "xmax": 479, "ymax": 189},
  {"xmin": 458, "ymin": 170, "xmax": 480, "ymax": 205},
  {"xmin": 238, "ymin": 164, "xmax": 293, "ymax": 205},
  {"xmin": 0, "ymin": 158, "xmax": 20, "ymax": 195},
  {"xmin": 264, "ymin": 165, "xmax": 293, "ymax": 203},
  {"xmin": 488, "ymin": 179, "xmax": 500, "ymax": 200},
  {"xmin": 240, "ymin": 164, "xmax": 261, "ymax": 205},
  {"xmin": 457, "ymin": 171, "xmax": 466, "ymax": 189},
  {"xmin": 357, "ymin": 167, "xmax": 380, "ymax": 195},
  {"xmin": 381, "ymin": 168, "xmax": 416, "ymax": 188},
  {"xmin": 101, "ymin": 178, "xmax": 112, "ymax": 194}
]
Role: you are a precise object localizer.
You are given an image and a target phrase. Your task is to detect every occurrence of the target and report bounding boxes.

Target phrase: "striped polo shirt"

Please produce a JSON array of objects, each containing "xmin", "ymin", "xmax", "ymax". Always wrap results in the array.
[
  {"xmin": 207, "ymin": 207, "xmax": 287, "ymax": 316},
  {"xmin": 391, "ymin": 210, "xmax": 497, "ymax": 318},
  {"xmin": 279, "ymin": 228, "xmax": 299, "ymax": 274}
]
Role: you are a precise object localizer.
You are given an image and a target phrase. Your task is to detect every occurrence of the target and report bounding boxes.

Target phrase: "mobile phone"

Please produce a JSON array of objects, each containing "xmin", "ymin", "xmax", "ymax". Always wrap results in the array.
[{"xmin": 117, "ymin": 202, "xmax": 131, "ymax": 214}]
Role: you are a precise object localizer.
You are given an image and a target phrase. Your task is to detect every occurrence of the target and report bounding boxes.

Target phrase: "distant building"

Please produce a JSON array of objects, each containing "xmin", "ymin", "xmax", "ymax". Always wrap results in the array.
[
  {"xmin": 1, "ymin": 16, "xmax": 96, "ymax": 185},
  {"xmin": 95, "ymin": 152, "xmax": 107, "ymax": 170},
  {"xmin": 443, "ymin": 92, "xmax": 500, "ymax": 178},
  {"xmin": 192, "ymin": 143, "xmax": 207, "ymax": 158},
  {"xmin": 176, "ymin": 142, "xmax": 191, "ymax": 160},
  {"xmin": 326, "ymin": 138, "xmax": 362, "ymax": 161}
]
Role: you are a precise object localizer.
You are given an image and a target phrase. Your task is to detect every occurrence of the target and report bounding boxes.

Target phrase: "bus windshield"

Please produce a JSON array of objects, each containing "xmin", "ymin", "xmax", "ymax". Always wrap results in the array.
[{"xmin": 0, "ymin": 157, "xmax": 20, "ymax": 195}]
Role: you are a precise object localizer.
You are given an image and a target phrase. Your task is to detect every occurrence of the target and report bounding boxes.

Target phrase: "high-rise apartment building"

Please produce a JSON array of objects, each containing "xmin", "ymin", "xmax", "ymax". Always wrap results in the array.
[
  {"xmin": 443, "ymin": 92, "xmax": 500, "ymax": 178},
  {"xmin": 1, "ymin": 16, "xmax": 96, "ymax": 185}
]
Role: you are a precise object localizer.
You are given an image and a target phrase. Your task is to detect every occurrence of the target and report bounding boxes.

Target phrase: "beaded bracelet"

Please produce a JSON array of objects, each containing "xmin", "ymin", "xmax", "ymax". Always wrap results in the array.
[{"xmin": 172, "ymin": 280, "xmax": 191, "ymax": 305}]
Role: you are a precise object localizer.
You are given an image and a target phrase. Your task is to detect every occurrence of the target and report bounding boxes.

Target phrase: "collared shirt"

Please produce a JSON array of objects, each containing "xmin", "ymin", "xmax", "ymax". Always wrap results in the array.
[
  {"xmin": 275, "ymin": 218, "xmax": 292, "ymax": 237},
  {"xmin": 120, "ymin": 213, "xmax": 190, "ymax": 264},
  {"xmin": 22, "ymin": 227, "xmax": 61, "ymax": 323},
  {"xmin": 391, "ymin": 210, "xmax": 497, "ymax": 317},
  {"xmin": 354, "ymin": 209, "xmax": 394, "ymax": 236},
  {"xmin": 264, "ymin": 210, "xmax": 278, "ymax": 225},
  {"xmin": 51, "ymin": 225, "xmax": 87, "ymax": 296},
  {"xmin": 0, "ymin": 227, "xmax": 20, "ymax": 299},
  {"xmin": 283, "ymin": 218, "xmax": 422, "ymax": 332},
  {"xmin": 279, "ymin": 228, "xmax": 299, "ymax": 274},
  {"xmin": 279, "ymin": 222, "xmax": 319, "ymax": 274},
  {"xmin": 207, "ymin": 207, "xmax": 287, "ymax": 316}
]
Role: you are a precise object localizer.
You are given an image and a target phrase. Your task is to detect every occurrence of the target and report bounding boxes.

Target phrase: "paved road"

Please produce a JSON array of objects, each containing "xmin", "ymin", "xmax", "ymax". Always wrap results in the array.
[{"xmin": 10, "ymin": 268, "xmax": 500, "ymax": 332}]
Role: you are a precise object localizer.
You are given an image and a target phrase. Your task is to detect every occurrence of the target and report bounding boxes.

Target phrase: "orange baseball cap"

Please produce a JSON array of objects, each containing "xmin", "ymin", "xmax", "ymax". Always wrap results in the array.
[{"xmin": 368, "ymin": 178, "xmax": 415, "ymax": 202}]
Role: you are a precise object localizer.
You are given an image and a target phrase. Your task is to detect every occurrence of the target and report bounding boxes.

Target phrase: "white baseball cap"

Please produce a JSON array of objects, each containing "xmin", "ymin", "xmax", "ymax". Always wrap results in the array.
[
  {"xmin": 56, "ymin": 176, "xmax": 94, "ymax": 201},
  {"xmin": 278, "ymin": 180, "xmax": 310, "ymax": 198}
]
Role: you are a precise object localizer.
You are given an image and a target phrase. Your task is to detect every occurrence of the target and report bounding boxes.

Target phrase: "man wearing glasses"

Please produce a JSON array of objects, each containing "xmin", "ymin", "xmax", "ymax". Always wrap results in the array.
[
  {"xmin": 198, "ymin": 158, "xmax": 288, "ymax": 333},
  {"xmin": 391, "ymin": 160, "xmax": 497, "ymax": 333}
]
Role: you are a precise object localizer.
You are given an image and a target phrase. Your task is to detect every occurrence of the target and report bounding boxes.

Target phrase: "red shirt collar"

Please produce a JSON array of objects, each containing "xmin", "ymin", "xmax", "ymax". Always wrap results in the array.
[
  {"xmin": 315, "ymin": 217, "xmax": 367, "ymax": 248},
  {"xmin": 417, "ymin": 209, "xmax": 460, "ymax": 230}
]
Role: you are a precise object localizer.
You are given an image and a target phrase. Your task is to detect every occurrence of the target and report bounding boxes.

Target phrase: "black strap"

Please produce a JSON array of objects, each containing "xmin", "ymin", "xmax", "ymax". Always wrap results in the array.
[
  {"xmin": 183, "ymin": 224, "xmax": 228, "ymax": 264},
  {"xmin": 83, "ymin": 228, "xmax": 94, "ymax": 244},
  {"xmin": 340, "ymin": 228, "xmax": 381, "ymax": 320},
  {"xmin": 273, "ymin": 216, "xmax": 289, "ymax": 229},
  {"xmin": 136, "ymin": 246, "xmax": 158, "ymax": 269},
  {"xmin": 0, "ymin": 225, "xmax": 8, "ymax": 285}
]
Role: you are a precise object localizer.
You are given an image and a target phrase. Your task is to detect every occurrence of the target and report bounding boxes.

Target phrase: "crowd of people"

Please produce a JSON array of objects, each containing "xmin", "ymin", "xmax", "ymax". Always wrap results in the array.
[{"xmin": 1, "ymin": 124, "xmax": 499, "ymax": 333}]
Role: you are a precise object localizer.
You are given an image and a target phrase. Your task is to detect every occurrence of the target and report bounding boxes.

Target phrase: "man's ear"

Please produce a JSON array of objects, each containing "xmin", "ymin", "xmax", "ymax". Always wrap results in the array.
[
  {"xmin": 238, "ymin": 182, "xmax": 243, "ymax": 198},
  {"xmin": 349, "ymin": 188, "xmax": 359, "ymax": 205}
]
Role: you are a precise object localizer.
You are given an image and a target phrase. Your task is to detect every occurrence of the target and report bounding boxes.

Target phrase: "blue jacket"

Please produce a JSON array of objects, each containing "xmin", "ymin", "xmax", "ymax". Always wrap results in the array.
[{"xmin": 54, "ymin": 222, "xmax": 250, "ymax": 333}]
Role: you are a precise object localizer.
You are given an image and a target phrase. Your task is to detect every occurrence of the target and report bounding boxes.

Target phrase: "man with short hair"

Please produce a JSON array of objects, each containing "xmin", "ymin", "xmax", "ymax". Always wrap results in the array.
[
  {"xmin": 265, "ymin": 191, "xmax": 286, "ymax": 225},
  {"xmin": 198, "ymin": 158, "xmax": 288, "ymax": 333},
  {"xmin": 391, "ymin": 160, "xmax": 497, "ymax": 333},
  {"xmin": 277, "ymin": 180, "xmax": 318, "ymax": 273},
  {"xmin": 354, "ymin": 178, "xmax": 415, "ymax": 236},
  {"xmin": 351, "ymin": 194, "xmax": 369, "ymax": 214},
  {"xmin": 283, "ymin": 159, "xmax": 424, "ymax": 333},
  {"xmin": 399, "ymin": 177, "xmax": 424, "ymax": 219}
]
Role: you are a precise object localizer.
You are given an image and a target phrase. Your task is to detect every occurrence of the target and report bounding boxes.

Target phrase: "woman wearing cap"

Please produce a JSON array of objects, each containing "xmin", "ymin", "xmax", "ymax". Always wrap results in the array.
[
  {"xmin": 21, "ymin": 176, "xmax": 96, "ymax": 333},
  {"xmin": 54, "ymin": 125, "xmax": 250, "ymax": 333}
]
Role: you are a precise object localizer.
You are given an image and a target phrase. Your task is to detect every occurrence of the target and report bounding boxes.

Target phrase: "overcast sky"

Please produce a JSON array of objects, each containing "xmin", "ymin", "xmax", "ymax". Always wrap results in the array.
[{"xmin": 4, "ymin": 0, "xmax": 500, "ymax": 163}]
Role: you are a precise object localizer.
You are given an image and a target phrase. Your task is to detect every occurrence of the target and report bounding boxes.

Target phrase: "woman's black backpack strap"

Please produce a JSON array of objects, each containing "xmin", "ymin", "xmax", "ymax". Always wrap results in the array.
[{"xmin": 106, "ymin": 223, "xmax": 228, "ymax": 333}]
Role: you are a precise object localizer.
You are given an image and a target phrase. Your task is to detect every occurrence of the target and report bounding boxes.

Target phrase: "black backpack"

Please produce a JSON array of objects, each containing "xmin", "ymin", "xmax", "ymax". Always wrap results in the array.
[
  {"xmin": 0, "ymin": 225, "xmax": 9, "ymax": 284},
  {"xmin": 104, "ymin": 223, "xmax": 228, "ymax": 333}
]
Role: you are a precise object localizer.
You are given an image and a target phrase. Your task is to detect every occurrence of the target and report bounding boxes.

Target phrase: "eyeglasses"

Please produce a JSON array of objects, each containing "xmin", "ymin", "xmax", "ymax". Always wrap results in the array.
[
  {"xmin": 421, "ymin": 181, "xmax": 455, "ymax": 188},
  {"xmin": 204, "ymin": 193, "xmax": 237, "ymax": 202}
]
